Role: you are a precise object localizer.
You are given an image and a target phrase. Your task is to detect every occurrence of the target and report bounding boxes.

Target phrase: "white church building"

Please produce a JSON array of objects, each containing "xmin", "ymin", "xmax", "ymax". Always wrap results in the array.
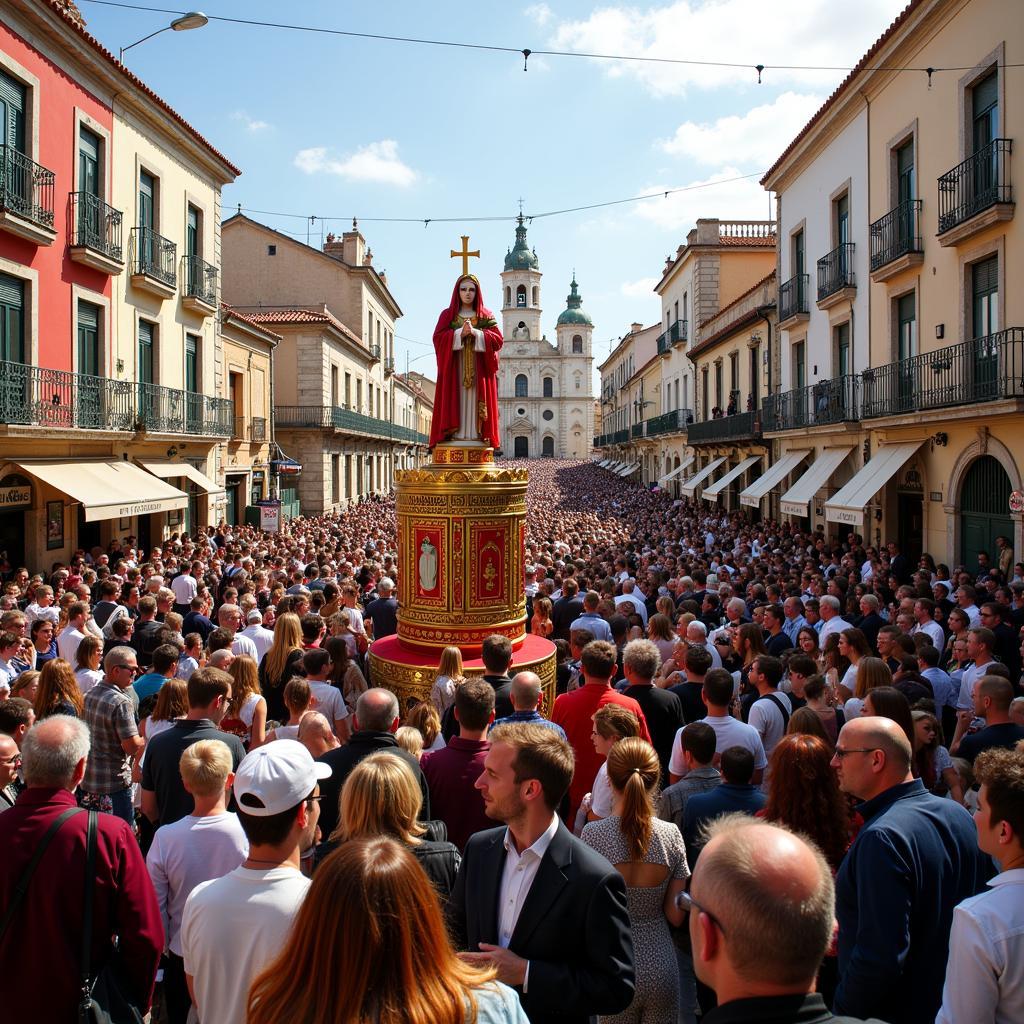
[{"xmin": 495, "ymin": 217, "xmax": 595, "ymax": 458}]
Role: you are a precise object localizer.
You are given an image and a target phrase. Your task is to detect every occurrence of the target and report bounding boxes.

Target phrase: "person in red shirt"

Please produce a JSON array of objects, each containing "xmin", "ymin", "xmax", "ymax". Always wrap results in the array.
[
  {"xmin": 0, "ymin": 715, "xmax": 163, "ymax": 1020},
  {"xmin": 551, "ymin": 640, "xmax": 650, "ymax": 821}
]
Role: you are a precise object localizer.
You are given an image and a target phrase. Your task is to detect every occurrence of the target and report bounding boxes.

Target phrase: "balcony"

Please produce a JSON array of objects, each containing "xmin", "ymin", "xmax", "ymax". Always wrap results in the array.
[
  {"xmin": 687, "ymin": 410, "xmax": 759, "ymax": 443},
  {"xmin": 68, "ymin": 192, "xmax": 124, "ymax": 274},
  {"xmin": 610, "ymin": 428, "xmax": 629, "ymax": 444},
  {"xmin": 817, "ymin": 243, "xmax": 856, "ymax": 308},
  {"xmin": 182, "ymin": 254, "xmax": 217, "ymax": 314},
  {"xmin": 646, "ymin": 408, "xmax": 693, "ymax": 436},
  {"xmin": 762, "ymin": 375, "xmax": 860, "ymax": 432},
  {"xmin": 233, "ymin": 415, "xmax": 246, "ymax": 440},
  {"xmin": 384, "ymin": 356, "xmax": 395, "ymax": 375},
  {"xmin": 251, "ymin": 416, "xmax": 267, "ymax": 441},
  {"xmin": 860, "ymin": 329, "xmax": 1024, "ymax": 419},
  {"xmin": 274, "ymin": 405, "xmax": 428, "ymax": 444},
  {"xmin": 0, "ymin": 146, "xmax": 56, "ymax": 245},
  {"xmin": 0, "ymin": 360, "xmax": 232, "ymax": 436},
  {"xmin": 369, "ymin": 344, "xmax": 381, "ymax": 362},
  {"xmin": 870, "ymin": 200, "xmax": 923, "ymax": 281},
  {"xmin": 593, "ymin": 433, "xmax": 606, "ymax": 447},
  {"xmin": 631, "ymin": 421, "xmax": 645, "ymax": 439},
  {"xmin": 656, "ymin": 319, "xmax": 687, "ymax": 356},
  {"xmin": 778, "ymin": 273, "xmax": 809, "ymax": 328},
  {"xmin": 937, "ymin": 139, "xmax": 1013, "ymax": 245},
  {"xmin": 130, "ymin": 227, "xmax": 177, "ymax": 298}
]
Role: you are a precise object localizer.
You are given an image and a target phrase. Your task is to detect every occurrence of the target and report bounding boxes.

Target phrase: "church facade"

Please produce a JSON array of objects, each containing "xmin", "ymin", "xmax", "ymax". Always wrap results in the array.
[{"xmin": 496, "ymin": 218, "xmax": 594, "ymax": 459}]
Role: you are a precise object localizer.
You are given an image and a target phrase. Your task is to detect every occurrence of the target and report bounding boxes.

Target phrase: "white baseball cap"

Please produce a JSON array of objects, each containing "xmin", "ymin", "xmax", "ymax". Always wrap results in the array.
[{"xmin": 233, "ymin": 740, "xmax": 331, "ymax": 817}]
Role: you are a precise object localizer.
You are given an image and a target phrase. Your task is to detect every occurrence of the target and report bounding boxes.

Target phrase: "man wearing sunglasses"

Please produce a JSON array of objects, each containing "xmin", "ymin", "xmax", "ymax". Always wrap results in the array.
[{"xmin": 81, "ymin": 646, "xmax": 144, "ymax": 824}]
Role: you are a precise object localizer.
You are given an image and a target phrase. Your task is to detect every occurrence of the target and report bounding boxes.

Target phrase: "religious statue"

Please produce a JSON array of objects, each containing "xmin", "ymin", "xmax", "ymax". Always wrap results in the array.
[
  {"xmin": 418, "ymin": 536, "xmax": 438, "ymax": 593},
  {"xmin": 428, "ymin": 237, "xmax": 503, "ymax": 449}
]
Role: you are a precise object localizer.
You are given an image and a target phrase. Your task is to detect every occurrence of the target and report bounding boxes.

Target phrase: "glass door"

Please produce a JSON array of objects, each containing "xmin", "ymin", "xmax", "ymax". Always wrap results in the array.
[
  {"xmin": 138, "ymin": 319, "xmax": 154, "ymax": 427},
  {"xmin": 0, "ymin": 272, "xmax": 26, "ymax": 423},
  {"xmin": 896, "ymin": 139, "xmax": 915, "ymax": 247},
  {"xmin": 897, "ymin": 293, "xmax": 916, "ymax": 412},
  {"xmin": 138, "ymin": 170, "xmax": 155, "ymax": 272},
  {"xmin": 77, "ymin": 300, "xmax": 101, "ymax": 427},
  {"xmin": 0, "ymin": 71, "xmax": 27, "ymax": 214},
  {"xmin": 78, "ymin": 127, "xmax": 101, "ymax": 246},
  {"xmin": 972, "ymin": 256, "xmax": 999, "ymax": 401},
  {"xmin": 972, "ymin": 72, "xmax": 998, "ymax": 207},
  {"xmin": 185, "ymin": 334, "xmax": 199, "ymax": 432}
]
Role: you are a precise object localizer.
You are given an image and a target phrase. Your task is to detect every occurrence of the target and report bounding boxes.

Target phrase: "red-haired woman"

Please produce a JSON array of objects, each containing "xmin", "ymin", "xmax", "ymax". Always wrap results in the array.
[{"xmin": 247, "ymin": 836, "xmax": 527, "ymax": 1024}]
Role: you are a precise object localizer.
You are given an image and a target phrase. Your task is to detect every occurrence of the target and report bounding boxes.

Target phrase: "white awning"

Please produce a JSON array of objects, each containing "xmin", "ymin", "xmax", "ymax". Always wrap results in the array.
[
  {"xmin": 605, "ymin": 461, "xmax": 621, "ymax": 473},
  {"xmin": 702, "ymin": 456, "xmax": 762, "ymax": 502},
  {"xmin": 740, "ymin": 450, "xmax": 812, "ymax": 508},
  {"xmin": 596, "ymin": 459, "xmax": 610, "ymax": 468},
  {"xmin": 658, "ymin": 456, "xmax": 695, "ymax": 485},
  {"xmin": 14, "ymin": 459, "xmax": 188, "ymax": 522},
  {"xmin": 681, "ymin": 456, "xmax": 728, "ymax": 498},
  {"xmin": 780, "ymin": 448, "xmax": 855, "ymax": 518},
  {"xmin": 824, "ymin": 442, "xmax": 924, "ymax": 526},
  {"xmin": 138, "ymin": 460, "xmax": 226, "ymax": 497},
  {"xmin": 618, "ymin": 462, "xmax": 641, "ymax": 477}
]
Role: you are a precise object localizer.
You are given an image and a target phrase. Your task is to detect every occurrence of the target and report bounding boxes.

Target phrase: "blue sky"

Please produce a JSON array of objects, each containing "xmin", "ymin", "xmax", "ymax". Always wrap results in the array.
[{"xmin": 80, "ymin": 0, "xmax": 907, "ymax": 381}]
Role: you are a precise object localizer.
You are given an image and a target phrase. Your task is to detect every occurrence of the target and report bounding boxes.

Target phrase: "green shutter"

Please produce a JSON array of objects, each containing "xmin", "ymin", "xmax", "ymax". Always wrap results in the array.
[
  {"xmin": 77, "ymin": 300, "xmax": 99, "ymax": 331},
  {"xmin": 973, "ymin": 256, "xmax": 998, "ymax": 297},
  {"xmin": 0, "ymin": 272, "xmax": 23, "ymax": 308},
  {"xmin": 0, "ymin": 71, "xmax": 26, "ymax": 151}
]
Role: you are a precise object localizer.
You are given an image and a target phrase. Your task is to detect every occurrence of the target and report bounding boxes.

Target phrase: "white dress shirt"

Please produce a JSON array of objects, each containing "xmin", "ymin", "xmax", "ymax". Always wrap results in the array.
[
  {"xmin": 818, "ymin": 615, "xmax": 852, "ymax": 641},
  {"xmin": 937, "ymin": 868, "xmax": 1024, "ymax": 1024},
  {"xmin": 498, "ymin": 813, "xmax": 560, "ymax": 991},
  {"xmin": 957, "ymin": 660, "xmax": 997, "ymax": 710}
]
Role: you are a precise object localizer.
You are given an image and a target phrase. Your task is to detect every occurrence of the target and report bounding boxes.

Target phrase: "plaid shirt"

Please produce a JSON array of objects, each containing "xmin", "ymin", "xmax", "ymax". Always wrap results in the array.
[
  {"xmin": 658, "ymin": 767, "xmax": 722, "ymax": 833},
  {"xmin": 82, "ymin": 678, "xmax": 138, "ymax": 794}
]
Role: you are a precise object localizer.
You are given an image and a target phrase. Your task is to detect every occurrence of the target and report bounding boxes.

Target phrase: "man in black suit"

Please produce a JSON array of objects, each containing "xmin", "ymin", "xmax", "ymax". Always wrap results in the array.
[
  {"xmin": 854, "ymin": 593, "xmax": 886, "ymax": 654},
  {"xmin": 550, "ymin": 579, "xmax": 584, "ymax": 642},
  {"xmin": 316, "ymin": 687, "xmax": 429, "ymax": 840},
  {"xmin": 449, "ymin": 723, "xmax": 635, "ymax": 1023}
]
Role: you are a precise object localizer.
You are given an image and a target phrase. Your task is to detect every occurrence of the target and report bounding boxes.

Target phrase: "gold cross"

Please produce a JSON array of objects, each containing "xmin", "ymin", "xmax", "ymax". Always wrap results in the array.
[{"xmin": 450, "ymin": 235, "xmax": 480, "ymax": 277}]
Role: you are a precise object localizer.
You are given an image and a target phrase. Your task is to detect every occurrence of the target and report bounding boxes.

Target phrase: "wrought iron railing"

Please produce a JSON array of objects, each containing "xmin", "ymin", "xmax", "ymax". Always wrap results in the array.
[
  {"xmin": 130, "ymin": 226, "xmax": 176, "ymax": 286},
  {"xmin": 779, "ymin": 273, "xmax": 809, "ymax": 322},
  {"xmin": 593, "ymin": 433, "xmax": 606, "ymax": 447},
  {"xmin": 0, "ymin": 360, "xmax": 232, "ymax": 435},
  {"xmin": 611, "ymin": 428, "xmax": 629, "ymax": 444},
  {"xmin": 860, "ymin": 329, "xmax": 1024, "ymax": 418},
  {"xmin": 646, "ymin": 408, "xmax": 694, "ymax": 436},
  {"xmin": 183, "ymin": 254, "xmax": 217, "ymax": 305},
  {"xmin": 870, "ymin": 200, "xmax": 922, "ymax": 271},
  {"xmin": 762, "ymin": 375, "xmax": 860, "ymax": 432},
  {"xmin": 631, "ymin": 421, "xmax": 645, "ymax": 439},
  {"xmin": 657, "ymin": 332, "xmax": 672, "ymax": 356},
  {"xmin": 69, "ymin": 192, "xmax": 123, "ymax": 261},
  {"xmin": 250, "ymin": 416, "xmax": 267, "ymax": 441},
  {"xmin": 384, "ymin": 356, "xmax": 395, "ymax": 374},
  {"xmin": 938, "ymin": 139, "xmax": 1012, "ymax": 235},
  {"xmin": 274, "ymin": 405, "xmax": 427, "ymax": 443},
  {"xmin": 369, "ymin": 344, "xmax": 381, "ymax": 361},
  {"xmin": 687, "ymin": 410, "xmax": 759, "ymax": 443},
  {"xmin": 817, "ymin": 242, "xmax": 856, "ymax": 301},
  {"xmin": 0, "ymin": 146, "xmax": 55, "ymax": 230}
]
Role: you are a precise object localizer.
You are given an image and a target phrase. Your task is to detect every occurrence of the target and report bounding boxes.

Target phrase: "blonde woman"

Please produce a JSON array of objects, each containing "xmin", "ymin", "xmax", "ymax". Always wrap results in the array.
[
  {"xmin": 430, "ymin": 646, "xmax": 465, "ymax": 716},
  {"xmin": 406, "ymin": 701, "xmax": 445, "ymax": 752},
  {"xmin": 582, "ymin": 738, "xmax": 690, "ymax": 1024},
  {"xmin": 258, "ymin": 612, "xmax": 304, "ymax": 722},
  {"xmin": 395, "ymin": 726, "xmax": 425, "ymax": 761},
  {"xmin": 222, "ymin": 655, "xmax": 267, "ymax": 749},
  {"xmin": 842, "ymin": 656, "xmax": 893, "ymax": 719},
  {"xmin": 531, "ymin": 596, "xmax": 555, "ymax": 639}
]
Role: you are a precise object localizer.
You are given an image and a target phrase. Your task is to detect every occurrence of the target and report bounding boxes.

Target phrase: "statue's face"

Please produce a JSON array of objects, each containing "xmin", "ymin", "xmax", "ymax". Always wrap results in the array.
[{"xmin": 459, "ymin": 278, "xmax": 477, "ymax": 306}]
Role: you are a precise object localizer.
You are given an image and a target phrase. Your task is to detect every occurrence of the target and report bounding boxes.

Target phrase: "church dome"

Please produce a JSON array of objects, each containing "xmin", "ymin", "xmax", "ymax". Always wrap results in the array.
[
  {"xmin": 556, "ymin": 276, "xmax": 592, "ymax": 326},
  {"xmin": 503, "ymin": 215, "xmax": 539, "ymax": 271}
]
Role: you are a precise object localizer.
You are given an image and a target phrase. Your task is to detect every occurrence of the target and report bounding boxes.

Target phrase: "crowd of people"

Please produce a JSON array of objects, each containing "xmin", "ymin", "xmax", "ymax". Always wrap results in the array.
[{"xmin": 0, "ymin": 458, "xmax": 1023, "ymax": 1024}]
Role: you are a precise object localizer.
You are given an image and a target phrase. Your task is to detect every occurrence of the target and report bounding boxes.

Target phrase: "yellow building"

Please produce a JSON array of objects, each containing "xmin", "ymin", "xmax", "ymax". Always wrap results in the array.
[
  {"xmin": 218, "ymin": 307, "xmax": 279, "ymax": 524},
  {"xmin": 760, "ymin": 0, "xmax": 1023, "ymax": 564}
]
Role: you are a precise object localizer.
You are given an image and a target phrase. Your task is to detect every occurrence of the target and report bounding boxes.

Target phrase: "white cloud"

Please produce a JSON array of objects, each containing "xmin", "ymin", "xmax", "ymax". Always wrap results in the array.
[
  {"xmin": 293, "ymin": 141, "xmax": 418, "ymax": 188},
  {"xmin": 525, "ymin": 3, "xmax": 553, "ymax": 26},
  {"xmin": 660, "ymin": 91, "xmax": 823, "ymax": 168},
  {"xmin": 232, "ymin": 111, "xmax": 271, "ymax": 133},
  {"xmin": 633, "ymin": 167, "xmax": 772, "ymax": 232},
  {"xmin": 548, "ymin": 0, "xmax": 907, "ymax": 97},
  {"xmin": 621, "ymin": 276, "xmax": 658, "ymax": 298}
]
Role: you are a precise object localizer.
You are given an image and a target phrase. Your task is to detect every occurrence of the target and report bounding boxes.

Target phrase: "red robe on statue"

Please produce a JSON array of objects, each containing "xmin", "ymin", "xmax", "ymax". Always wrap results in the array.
[{"xmin": 428, "ymin": 275, "xmax": 503, "ymax": 449}]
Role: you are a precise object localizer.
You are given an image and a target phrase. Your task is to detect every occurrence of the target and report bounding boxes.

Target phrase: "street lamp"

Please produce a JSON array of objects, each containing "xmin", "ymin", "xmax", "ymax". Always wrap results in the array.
[{"xmin": 119, "ymin": 12, "xmax": 209, "ymax": 63}]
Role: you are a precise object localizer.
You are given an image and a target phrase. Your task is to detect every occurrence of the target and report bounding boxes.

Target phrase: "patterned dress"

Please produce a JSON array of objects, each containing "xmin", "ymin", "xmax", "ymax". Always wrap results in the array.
[{"xmin": 582, "ymin": 815, "xmax": 690, "ymax": 1024}]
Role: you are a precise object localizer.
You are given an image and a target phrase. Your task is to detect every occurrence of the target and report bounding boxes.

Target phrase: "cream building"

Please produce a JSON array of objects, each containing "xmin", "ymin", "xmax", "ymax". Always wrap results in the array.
[
  {"xmin": 496, "ymin": 217, "xmax": 594, "ymax": 458},
  {"xmin": 758, "ymin": 0, "xmax": 1023, "ymax": 564}
]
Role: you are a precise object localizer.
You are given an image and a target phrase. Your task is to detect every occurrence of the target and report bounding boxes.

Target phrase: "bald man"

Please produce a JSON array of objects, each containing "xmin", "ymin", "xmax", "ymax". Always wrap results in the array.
[
  {"xmin": 687, "ymin": 816, "xmax": 843, "ymax": 1023},
  {"xmin": 490, "ymin": 672, "xmax": 567, "ymax": 741},
  {"xmin": 831, "ymin": 716, "xmax": 989, "ymax": 1024},
  {"xmin": 0, "ymin": 732, "xmax": 19, "ymax": 811}
]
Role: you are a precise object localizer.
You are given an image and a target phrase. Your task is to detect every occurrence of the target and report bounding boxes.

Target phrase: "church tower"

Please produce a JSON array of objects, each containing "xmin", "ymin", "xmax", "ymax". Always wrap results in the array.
[
  {"xmin": 555, "ymin": 275, "xmax": 593, "ymax": 357},
  {"xmin": 500, "ymin": 216, "xmax": 542, "ymax": 342}
]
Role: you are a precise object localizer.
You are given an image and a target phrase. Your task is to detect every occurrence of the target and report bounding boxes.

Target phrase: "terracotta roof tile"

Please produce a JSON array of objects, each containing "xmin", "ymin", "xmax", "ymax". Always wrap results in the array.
[{"xmin": 719, "ymin": 234, "xmax": 776, "ymax": 247}]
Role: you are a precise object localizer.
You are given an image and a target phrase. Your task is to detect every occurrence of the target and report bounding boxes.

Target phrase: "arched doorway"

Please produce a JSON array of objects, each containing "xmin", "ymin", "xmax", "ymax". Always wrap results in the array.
[
  {"xmin": 542, "ymin": 436, "xmax": 555, "ymax": 457},
  {"xmin": 960, "ymin": 455, "xmax": 1013, "ymax": 566},
  {"xmin": 514, "ymin": 436, "xmax": 529, "ymax": 458}
]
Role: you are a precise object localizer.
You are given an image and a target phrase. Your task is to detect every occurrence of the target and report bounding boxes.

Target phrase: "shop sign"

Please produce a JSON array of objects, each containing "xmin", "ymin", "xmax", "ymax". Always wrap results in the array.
[
  {"xmin": 257, "ymin": 499, "xmax": 281, "ymax": 534},
  {"xmin": 0, "ymin": 474, "xmax": 33, "ymax": 511}
]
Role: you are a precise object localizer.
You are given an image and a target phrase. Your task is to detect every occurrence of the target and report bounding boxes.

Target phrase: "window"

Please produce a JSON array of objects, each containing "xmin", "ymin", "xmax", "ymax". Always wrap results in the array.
[
  {"xmin": 749, "ymin": 345, "xmax": 759, "ymax": 406},
  {"xmin": 267, "ymin": 245, "xmax": 276, "ymax": 256},
  {"xmin": 532, "ymin": 286, "xmax": 538, "ymax": 306},
  {"xmin": 701, "ymin": 367, "xmax": 709, "ymax": 420},
  {"xmin": 344, "ymin": 372, "xmax": 352, "ymax": 408},
  {"xmin": 345, "ymin": 455, "xmax": 352, "ymax": 500},
  {"xmin": 516, "ymin": 285, "xmax": 526, "ymax": 307},
  {"xmin": 673, "ymin": 300, "xmax": 679, "ymax": 322},
  {"xmin": 792, "ymin": 341, "xmax": 806, "ymax": 390},
  {"xmin": 356, "ymin": 379, "xmax": 363, "ymax": 409},
  {"xmin": 897, "ymin": 293, "xmax": 916, "ymax": 361},
  {"xmin": 331, "ymin": 455, "xmax": 340, "ymax": 504},
  {"xmin": 714, "ymin": 363, "xmax": 723, "ymax": 410},
  {"xmin": 831, "ymin": 321, "xmax": 847, "ymax": 378},
  {"xmin": 971, "ymin": 70, "xmax": 998, "ymax": 157},
  {"xmin": 682, "ymin": 292, "xmax": 688, "ymax": 323},
  {"xmin": 505, "ymin": 286, "xmax": 511, "ymax": 306},
  {"xmin": 572, "ymin": 334, "xmax": 583, "ymax": 353},
  {"xmin": 78, "ymin": 127, "xmax": 100, "ymax": 198},
  {"xmin": 543, "ymin": 376, "xmax": 553, "ymax": 398},
  {"xmin": 185, "ymin": 335, "xmax": 200, "ymax": 393},
  {"xmin": 729, "ymin": 352, "xmax": 739, "ymax": 392},
  {"xmin": 542, "ymin": 436, "xmax": 555, "ymax": 457},
  {"xmin": 896, "ymin": 139, "xmax": 915, "ymax": 204},
  {"xmin": 835, "ymin": 193, "xmax": 850, "ymax": 246},
  {"xmin": 515, "ymin": 374, "xmax": 528, "ymax": 398},
  {"xmin": 0, "ymin": 71, "xmax": 27, "ymax": 156},
  {"xmin": 187, "ymin": 205, "xmax": 200, "ymax": 258},
  {"xmin": 139, "ymin": 170, "xmax": 155, "ymax": 229},
  {"xmin": 137, "ymin": 320, "xmax": 154, "ymax": 384},
  {"xmin": 972, "ymin": 256, "xmax": 998, "ymax": 336},
  {"xmin": 0, "ymin": 273, "xmax": 25, "ymax": 363},
  {"xmin": 542, "ymin": 409, "xmax": 554, "ymax": 421},
  {"xmin": 793, "ymin": 230, "xmax": 805, "ymax": 277},
  {"xmin": 77, "ymin": 300, "xmax": 100, "ymax": 376},
  {"xmin": 330, "ymin": 365, "xmax": 339, "ymax": 406}
]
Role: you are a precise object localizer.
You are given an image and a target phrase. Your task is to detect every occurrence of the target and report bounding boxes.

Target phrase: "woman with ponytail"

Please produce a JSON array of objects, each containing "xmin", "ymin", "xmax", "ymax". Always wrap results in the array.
[{"xmin": 582, "ymin": 737, "xmax": 690, "ymax": 1023}]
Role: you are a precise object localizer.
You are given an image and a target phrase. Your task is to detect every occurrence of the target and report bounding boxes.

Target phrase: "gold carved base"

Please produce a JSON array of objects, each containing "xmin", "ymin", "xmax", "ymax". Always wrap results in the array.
[{"xmin": 431, "ymin": 444, "xmax": 495, "ymax": 465}]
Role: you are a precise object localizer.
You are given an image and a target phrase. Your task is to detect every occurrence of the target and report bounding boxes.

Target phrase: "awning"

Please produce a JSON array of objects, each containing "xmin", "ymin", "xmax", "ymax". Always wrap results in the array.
[
  {"xmin": 740, "ymin": 450, "xmax": 812, "ymax": 508},
  {"xmin": 138, "ymin": 460, "xmax": 226, "ymax": 498},
  {"xmin": 681, "ymin": 456, "xmax": 728, "ymax": 498},
  {"xmin": 608, "ymin": 461, "xmax": 625, "ymax": 474},
  {"xmin": 658, "ymin": 456, "xmax": 695, "ymax": 485},
  {"xmin": 14, "ymin": 459, "xmax": 188, "ymax": 523},
  {"xmin": 702, "ymin": 456, "xmax": 762, "ymax": 502},
  {"xmin": 596, "ymin": 458, "xmax": 609, "ymax": 468},
  {"xmin": 780, "ymin": 448, "xmax": 855, "ymax": 518},
  {"xmin": 617, "ymin": 462, "xmax": 641, "ymax": 477},
  {"xmin": 824, "ymin": 442, "xmax": 924, "ymax": 526}
]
